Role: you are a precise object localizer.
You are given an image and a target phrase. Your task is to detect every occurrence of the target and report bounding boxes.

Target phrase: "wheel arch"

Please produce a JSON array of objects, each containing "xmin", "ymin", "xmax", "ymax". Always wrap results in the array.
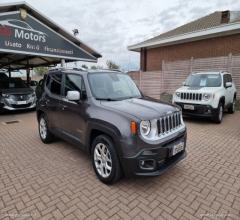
[
  {"xmin": 219, "ymin": 96, "xmax": 225, "ymax": 106},
  {"xmin": 86, "ymin": 120, "xmax": 123, "ymax": 157}
]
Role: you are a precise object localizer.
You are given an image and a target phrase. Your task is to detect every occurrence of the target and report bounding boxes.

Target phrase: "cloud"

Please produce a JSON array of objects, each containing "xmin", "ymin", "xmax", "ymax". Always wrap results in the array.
[{"xmin": 4, "ymin": 0, "xmax": 240, "ymax": 71}]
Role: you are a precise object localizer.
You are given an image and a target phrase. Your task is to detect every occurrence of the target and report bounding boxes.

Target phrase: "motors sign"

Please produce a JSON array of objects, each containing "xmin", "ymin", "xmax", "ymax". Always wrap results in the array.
[{"xmin": 0, "ymin": 12, "xmax": 96, "ymax": 61}]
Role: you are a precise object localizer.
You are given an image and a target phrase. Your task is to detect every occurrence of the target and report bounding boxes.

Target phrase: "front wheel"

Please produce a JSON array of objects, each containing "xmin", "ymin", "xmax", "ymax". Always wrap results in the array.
[
  {"xmin": 91, "ymin": 135, "xmax": 122, "ymax": 184},
  {"xmin": 38, "ymin": 114, "xmax": 54, "ymax": 143},
  {"xmin": 213, "ymin": 102, "xmax": 224, "ymax": 124},
  {"xmin": 228, "ymin": 98, "xmax": 236, "ymax": 114}
]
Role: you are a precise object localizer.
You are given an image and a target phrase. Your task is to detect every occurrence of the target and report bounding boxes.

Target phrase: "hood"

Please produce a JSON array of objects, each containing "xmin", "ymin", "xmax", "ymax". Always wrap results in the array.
[
  {"xmin": 0, "ymin": 87, "xmax": 34, "ymax": 95},
  {"xmin": 176, "ymin": 86, "xmax": 222, "ymax": 93},
  {"xmin": 100, "ymin": 97, "xmax": 179, "ymax": 120}
]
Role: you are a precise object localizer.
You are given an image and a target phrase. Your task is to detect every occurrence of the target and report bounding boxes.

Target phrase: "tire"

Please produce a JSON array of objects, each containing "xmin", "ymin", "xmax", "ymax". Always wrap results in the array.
[
  {"xmin": 213, "ymin": 102, "xmax": 224, "ymax": 124},
  {"xmin": 91, "ymin": 135, "xmax": 122, "ymax": 184},
  {"xmin": 38, "ymin": 113, "xmax": 54, "ymax": 143},
  {"xmin": 228, "ymin": 98, "xmax": 236, "ymax": 114}
]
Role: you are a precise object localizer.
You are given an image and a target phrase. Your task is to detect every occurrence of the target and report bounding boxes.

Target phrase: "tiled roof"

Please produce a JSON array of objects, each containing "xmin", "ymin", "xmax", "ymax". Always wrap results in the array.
[{"xmin": 129, "ymin": 11, "xmax": 240, "ymax": 50}]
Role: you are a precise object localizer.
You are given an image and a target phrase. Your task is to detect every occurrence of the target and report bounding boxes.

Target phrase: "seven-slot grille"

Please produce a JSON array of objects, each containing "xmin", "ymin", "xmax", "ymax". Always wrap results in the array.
[
  {"xmin": 157, "ymin": 112, "xmax": 182, "ymax": 135},
  {"xmin": 180, "ymin": 92, "xmax": 202, "ymax": 101}
]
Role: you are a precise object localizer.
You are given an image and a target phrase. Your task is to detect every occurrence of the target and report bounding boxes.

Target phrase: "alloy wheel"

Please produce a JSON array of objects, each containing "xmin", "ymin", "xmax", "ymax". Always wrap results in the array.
[
  {"xmin": 94, "ymin": 143, "xmax": 112, "ymax": 178},
  {"xmin": 39, "ymin": 117, "xmax": 47, "ymax": 140},
  {"xmin": 219, "ymin": 105, "xmax": 223, "ymax": 121}
]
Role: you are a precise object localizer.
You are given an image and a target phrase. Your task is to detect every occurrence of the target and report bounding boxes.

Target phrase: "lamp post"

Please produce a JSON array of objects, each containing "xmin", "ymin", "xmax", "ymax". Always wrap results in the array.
[{"xmin": 72, "ymin": 29, "xmax": 79, "ymax": 67}]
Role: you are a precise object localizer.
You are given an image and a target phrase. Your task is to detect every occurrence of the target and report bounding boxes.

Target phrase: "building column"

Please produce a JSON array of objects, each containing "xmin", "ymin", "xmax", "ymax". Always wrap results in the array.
[{"xmin": 140, "ymin": 48, "xmax": 147, "ymax": 72}]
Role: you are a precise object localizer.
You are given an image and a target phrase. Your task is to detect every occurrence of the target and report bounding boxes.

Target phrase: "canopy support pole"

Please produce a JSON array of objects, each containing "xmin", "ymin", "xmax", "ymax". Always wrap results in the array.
[
  {"xmin": 26, "ymin": 59, "xmax": 30, "ymax": 85},
  {"xmin": 61, "ymin": 59, "xmax": 65, "ymax": 67},
  {"xmin": 8, "ymin": 66, "xmax": 11, "ymax": 78}
]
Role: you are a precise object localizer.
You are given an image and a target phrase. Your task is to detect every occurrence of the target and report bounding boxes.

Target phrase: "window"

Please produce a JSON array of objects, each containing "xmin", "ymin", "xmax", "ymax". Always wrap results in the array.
[
  {"xmin": 64, "ymin": 74, "xmax": 86, "ymax": 97},
  {"xmin": 223, "ymin": 74, "xmax": 232, "ymax": 87},
  {"xmin": 88, "ymin": 72, "xmax": 141, "ymax": 100},
  {"xmin": 227, "ymin": 74, "xmax": 232, "ymax": 82},
  {"xmin": 185, "ymin": 74, "xmax": 222, "ymax": 87},
  {"xmin": 49, "ymin": 74, "xmax": 62, "ymax": 95}
]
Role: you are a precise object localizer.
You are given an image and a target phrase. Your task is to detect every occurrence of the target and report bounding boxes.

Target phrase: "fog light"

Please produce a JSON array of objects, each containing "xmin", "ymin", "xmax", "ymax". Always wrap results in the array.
[{"xmin": 139, "ymin": 159, "xmax": 156, "ymax": 170}]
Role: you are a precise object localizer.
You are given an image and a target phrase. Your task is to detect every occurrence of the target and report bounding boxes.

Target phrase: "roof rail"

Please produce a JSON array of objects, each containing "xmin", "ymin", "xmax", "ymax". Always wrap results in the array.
[
  {"xmin": 91, "ymin": 68, "xmax": 122, "ymax": 72},
  {"xmin": 48, "ymin": 67, "xmax": 86, "ymax": 72}
]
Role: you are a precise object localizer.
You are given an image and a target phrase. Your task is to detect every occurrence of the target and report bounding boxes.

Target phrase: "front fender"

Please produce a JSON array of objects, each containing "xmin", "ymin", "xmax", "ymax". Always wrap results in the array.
[{"xmin": 86, "ymin": 119, "xmax": 123, "ymax": 156}]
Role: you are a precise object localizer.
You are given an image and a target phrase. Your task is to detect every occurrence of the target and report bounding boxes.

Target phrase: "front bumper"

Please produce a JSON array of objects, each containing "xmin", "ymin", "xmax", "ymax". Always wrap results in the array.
[
  {"xmin": 121, "ymin": 132, "xmax": 187, "ymax": 177},
  {"xmin": 0, "ymin": 99, "xmax": 36, "ymax": 111},
  {"xmin": 175, "ymin": 102, "xmax": 217, "ymax": 117}
]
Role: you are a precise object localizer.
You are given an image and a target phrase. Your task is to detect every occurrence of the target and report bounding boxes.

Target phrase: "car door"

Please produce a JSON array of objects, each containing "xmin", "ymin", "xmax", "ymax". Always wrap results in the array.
[
  {"xmin": 58, "ymin": 73, "xmax": 88, "ymax": 147},
  {"xmin": 44, "ymin": 72, "xmax": 63, "ymax": 130},
  {"xmin": 223, "ymin": 74, "xmax": 232, "ymax": 106},
  {"xmin": 227, "ymin": 74, "xmax": 235, "ymax": 103}
]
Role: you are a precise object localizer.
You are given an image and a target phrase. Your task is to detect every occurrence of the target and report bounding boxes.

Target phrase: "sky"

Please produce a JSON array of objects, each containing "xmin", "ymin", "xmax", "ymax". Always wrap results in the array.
[{"xmin": 4, "ymin": 0, "xmax": 240, "ymax": 71}]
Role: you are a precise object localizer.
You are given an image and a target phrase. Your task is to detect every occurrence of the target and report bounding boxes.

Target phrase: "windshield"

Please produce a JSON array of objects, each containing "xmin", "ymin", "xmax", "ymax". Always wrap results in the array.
[
  {"xmin": 88, "ymin": 72, "xmax": 141, "ymax": 100},
  {"xmin": 185, "ymin": 74, "xmax": 222, "ymax": 87},
  {"xmin": 0, "ymin": 78, "xmax": 28, "ymax": 89}
]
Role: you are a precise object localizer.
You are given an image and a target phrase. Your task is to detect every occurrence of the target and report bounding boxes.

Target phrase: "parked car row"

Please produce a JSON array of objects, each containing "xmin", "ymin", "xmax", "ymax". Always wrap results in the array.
[{"xmin": 1, "ymin": 68, "xmax": 237, "ymax": 184}]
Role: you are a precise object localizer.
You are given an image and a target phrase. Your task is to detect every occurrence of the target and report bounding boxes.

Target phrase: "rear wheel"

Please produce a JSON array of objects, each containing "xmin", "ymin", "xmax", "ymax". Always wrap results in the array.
[
  {"xmin": 213, "ymin": 102, "xmax": 224, "ymax": 124},
  {"xmin": 38, "ymin": 114, "xmax": 54, "ymax": 143},
  {"xmin": 228, "ymin": 98, "xmax": 236, "ymax": 114},
  {"xmin": 91, "ymin": 135, "xmax": 122, "ymax": 184}
]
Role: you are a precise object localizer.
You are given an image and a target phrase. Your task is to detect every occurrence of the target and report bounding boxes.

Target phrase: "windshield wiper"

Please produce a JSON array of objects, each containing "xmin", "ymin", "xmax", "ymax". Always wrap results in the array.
[{"xmin": 95, "ymin": 98, "xmax": 119, "ymax": 101}]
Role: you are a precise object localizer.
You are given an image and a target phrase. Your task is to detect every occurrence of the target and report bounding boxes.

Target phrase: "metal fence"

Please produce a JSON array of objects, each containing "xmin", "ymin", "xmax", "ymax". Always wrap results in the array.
[{"xmin": 129, "ymin": 54, "xmax": 240, "ymax": 99}]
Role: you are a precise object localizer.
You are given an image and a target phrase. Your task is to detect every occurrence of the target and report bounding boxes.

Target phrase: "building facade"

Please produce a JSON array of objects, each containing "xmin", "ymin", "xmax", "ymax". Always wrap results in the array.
[{"xmin": 129, "ymin": 11, "xmax": 240, "ymax": 72}]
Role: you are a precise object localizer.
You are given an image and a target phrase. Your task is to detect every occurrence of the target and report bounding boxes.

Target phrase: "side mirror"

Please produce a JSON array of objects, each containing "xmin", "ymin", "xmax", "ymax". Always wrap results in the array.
[
  {"xmin": 225, "ymin": 82, "xmax": 232, "ymax": 88},
  {"xmin": 182, "ymin": 81, "xmax": 186, "ymax": 86},
  {"xmin": 66, "ymin": 91, "xmax": 80, "ymax": 101}
]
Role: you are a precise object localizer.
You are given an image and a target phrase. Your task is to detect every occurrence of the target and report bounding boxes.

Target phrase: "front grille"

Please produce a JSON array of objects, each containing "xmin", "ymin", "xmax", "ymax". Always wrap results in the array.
[
  {"xmin": 157, "ymin": 112, "xmax": 182, "ymax": 135},
  {"xmin": 10, "ymin": 94, "xmax": 30, "ymax": 101},
  {"xmin": 180, "ymin": 92, "xmax": 202, "ymax": 101}
]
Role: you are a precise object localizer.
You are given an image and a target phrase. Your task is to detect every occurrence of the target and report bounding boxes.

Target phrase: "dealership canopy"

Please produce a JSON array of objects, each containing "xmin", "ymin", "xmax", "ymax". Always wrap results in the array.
[{"xmin": 0, "ymin": 1, "xmax": 101, "ymax": 70}]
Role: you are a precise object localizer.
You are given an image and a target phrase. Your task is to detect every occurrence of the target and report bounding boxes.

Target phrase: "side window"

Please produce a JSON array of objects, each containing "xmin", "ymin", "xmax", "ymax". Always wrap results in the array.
[
  {"xmin": 227, "ymin": 74, "xmax": 232, "ymax": 82},
  {"xmin": 49, "ymin": 74, "xmax": 62, "ymax": 96},
  {"xmin": 223, "ymin": 74, "xmax": 228, "ymax": 87},
  {"xmin": 45, "ymin": 75, "xmax": 51, "ymax": 89},
  {"xmin": 64, "ymin": 74, "xmax": 86, "ymax": 97}
]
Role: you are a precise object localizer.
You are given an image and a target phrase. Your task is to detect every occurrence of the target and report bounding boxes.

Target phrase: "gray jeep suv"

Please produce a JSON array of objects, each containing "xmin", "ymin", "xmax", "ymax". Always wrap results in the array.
[{"xmin": 36, "ymin": 68, "xmax": 187, "ymax": 184}]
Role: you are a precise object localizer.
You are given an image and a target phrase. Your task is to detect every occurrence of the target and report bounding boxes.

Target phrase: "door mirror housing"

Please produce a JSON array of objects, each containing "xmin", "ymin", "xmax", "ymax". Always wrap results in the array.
[
  {"xmin": 182, "ymin": 81, "xmax": 186, "ymax": 86},
  {"xmin": 225, "ymin": 82, "xmax": 232, "ymax": 88},
  {"xmin": 66, "ymin": 91, "xmax": 81, "ymax": 101}
]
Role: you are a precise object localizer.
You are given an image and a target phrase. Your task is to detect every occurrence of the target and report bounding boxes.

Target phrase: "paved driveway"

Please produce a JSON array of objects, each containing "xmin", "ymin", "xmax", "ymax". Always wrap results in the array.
[{"xmin": 0, "ymin": 111, "xmax": 240, "ymax": 220}]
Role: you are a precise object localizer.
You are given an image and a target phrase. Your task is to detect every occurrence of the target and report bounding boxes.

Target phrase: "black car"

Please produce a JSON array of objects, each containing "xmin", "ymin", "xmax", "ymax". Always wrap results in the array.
[
  {"xmin": 0, "ymin": 77, "xmax": 36, "ymax": 112},
  {"xmin": 36, "ymin": 68, "xmax": 187, "ymax": 184}
]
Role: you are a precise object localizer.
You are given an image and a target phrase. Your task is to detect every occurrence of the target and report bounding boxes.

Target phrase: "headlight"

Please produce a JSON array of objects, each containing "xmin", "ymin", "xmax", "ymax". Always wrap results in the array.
[
  {"xmin": 175, "ymin": 92, "xmax": 181, "ymax": 98},
  {"xmin": 2, "ymin": 94, "xmax": 10, "ymax": 98},
  {"xmin": 28, "ymin": 93, "xmax": 36, "ymax": 98},
  {"xmin": 203, "ymin": 93, "xmax": 211, "ymax": 101},
  {"xmin": 140, "ymin": 120, "xmax": 151, "ymax": 136}
]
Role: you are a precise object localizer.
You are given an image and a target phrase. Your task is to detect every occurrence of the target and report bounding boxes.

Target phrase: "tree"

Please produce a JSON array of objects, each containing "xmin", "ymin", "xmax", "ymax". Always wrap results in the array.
[
  {"xmin": 34, "ymin": 66, "xmax": 49, "ymax": 76},
  {"xmin": 81, "ymin": 64, "xmax": 88, "ymax": 69},
  {"xmin": 106, "ymin": 60, "xmax": 120, "ymax": 70}
]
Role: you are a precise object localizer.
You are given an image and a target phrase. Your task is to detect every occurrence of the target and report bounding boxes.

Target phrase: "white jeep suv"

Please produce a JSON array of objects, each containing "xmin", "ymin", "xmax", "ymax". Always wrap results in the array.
[{"xmin": 172, "ymin": 71, "xmax": 237, "ymax": 123}]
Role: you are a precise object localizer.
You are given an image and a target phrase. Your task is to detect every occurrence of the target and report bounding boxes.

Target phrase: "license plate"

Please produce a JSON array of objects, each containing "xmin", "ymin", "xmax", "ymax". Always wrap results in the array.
[
  {"xmin": 184, "ymin": 104, "xmax": 194, "ymax": 110},
  {"xmin": 17, "ymin": 101, "xmax": 27, "ymax": 105},
  {"xmin": 172, "ymin": 141, "xmax": 185, "ymax": 156}
]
